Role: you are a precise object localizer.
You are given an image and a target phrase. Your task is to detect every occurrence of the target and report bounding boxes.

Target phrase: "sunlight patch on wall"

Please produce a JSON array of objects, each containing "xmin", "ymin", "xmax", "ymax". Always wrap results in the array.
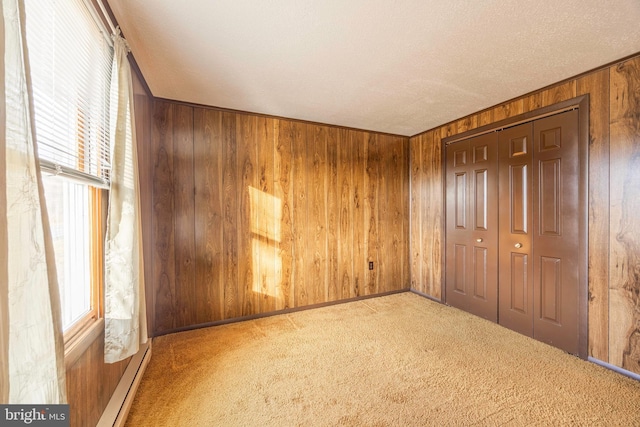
[
  {"xmin": 249, "ymin": 186, "xmax": 281, "ymax": 242},
  {"xmin": 249, "ymin": 186, "xmax": 283, "ymax": 299}
]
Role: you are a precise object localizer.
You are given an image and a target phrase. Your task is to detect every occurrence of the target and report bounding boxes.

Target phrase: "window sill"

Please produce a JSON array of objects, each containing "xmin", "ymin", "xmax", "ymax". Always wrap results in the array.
[{"xmin": 64, "ymin": 317, "xmax": 104, "ymax": 368}]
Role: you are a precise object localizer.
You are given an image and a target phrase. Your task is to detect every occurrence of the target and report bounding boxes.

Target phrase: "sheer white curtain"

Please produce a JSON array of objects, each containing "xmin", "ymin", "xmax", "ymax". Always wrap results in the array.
[
  {"xmin": 104, "ymin": 29, "xmax": 147, "ymax": 363},
  {"xmin": 1, "ymin": 0, "xmax": 66, "ymax": 403}
]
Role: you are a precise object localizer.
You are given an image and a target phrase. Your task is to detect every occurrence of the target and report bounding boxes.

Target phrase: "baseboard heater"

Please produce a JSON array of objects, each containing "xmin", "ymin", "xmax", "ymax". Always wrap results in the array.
[{"xmin": 97, "ymin": 341, "xmax": 152, "ymax": 427}]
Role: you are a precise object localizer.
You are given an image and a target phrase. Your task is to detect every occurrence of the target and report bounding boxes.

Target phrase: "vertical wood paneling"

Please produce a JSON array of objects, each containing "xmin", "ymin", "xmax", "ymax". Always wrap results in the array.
[
  {"xmin": 524, "ymin": 81, "xmax": 576, "ymax": 112},
  {"xmin": 609, "ymin": 57, "xmax": 640, "ymax": 373},
  {"xmin": 150, "ymin": 103, "xmax": 410, "ymax": 334},
  {"xmin": 420, "ymin": 131, "xmax": 434, "ymax": 296},
  {"xmin": 401, "ymin": 137, "xmax": 410, "ymax": 288},
  {"xmin": 377, "ymin": 135, "xmax": 389, "ymax": 293},
  {"xmin": 292, "ymin": 122, "xmax": 308, "ymax": 306},
  {"xmin": 152, "ymin": 101, "xmax": 176, "ymax": 332},
  {"xmin": 577, "ymin": 69, "xmax": 610, "ymax": 361},
  {"xmin": 365, "ymin": 133, "xmax": 379, "ymax": 295},
  {"xmin": 222, "ymin": 112, "xmax": 239, "ymax": 319},
  {"xmin": 66, "ymin": 332, "xmax": 129, "ymax": 427},
  {"xmin": 338, "ymin": 128, "xmax": 354, "ymax": 298},
  {"xmin": 173, "ymin": 105, "xmax": 195, "ymax": 328},
  {"xmin": 493, "ymin": 99, "xmax": 524, "ymax": 121},
  {"xmin": 256, "ymin": 117, "xmax": 277, "ymax": 313},
  {"xmin": 386, "ymin": 136, "xmax": 404, "ymax": 291},
  {"xmin": 419, "ymin": 130, "xmax": 443, "ymax": 299},
  {"xmin": 275, "ymin": 120, "xmax": 294, "ymax": 310},
  {"xmin": 478, "ymin": 109, "xmax": 494, "ymax": 127},
  {"xmin": 308, "ymin": 125, "xmax": 328, "ymax": 304},
  {"xmin": 237, "ymin": 114, "xmax": 258, "ymax": 316},
  {"xmin": 456, "ymin": 115, "xmax": 478, "ymax": 134},
  {"xmin": 327, "ymin": 128, "xmax": 340, "ymax": 301},
  {"xmin": 194, "ymin": 109, "xmax": 223, "ymax": 323},
  {"xmin": 431, "ymin": 130, "xmax": 444, "ymax": 300},
  {"xmin": 410, "ymin": 134, "xmax": 423, "ymax": 290},
  {"xmin": 352, "ymin": 130, "xmax": 366, "ymax": 297}
]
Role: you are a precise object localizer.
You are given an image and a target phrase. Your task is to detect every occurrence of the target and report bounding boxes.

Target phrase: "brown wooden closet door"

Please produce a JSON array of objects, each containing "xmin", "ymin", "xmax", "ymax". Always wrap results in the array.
[
  {"xmin": 498, "ymin": 123, "xmax": 534, "ymax": 337},
  {"xmin": 532, "ymin": 110, "xmax": 580, "ymax": 355},
  {"xmin": 445, "ymin": 133, "xmax": 498, "ymax": 322}
]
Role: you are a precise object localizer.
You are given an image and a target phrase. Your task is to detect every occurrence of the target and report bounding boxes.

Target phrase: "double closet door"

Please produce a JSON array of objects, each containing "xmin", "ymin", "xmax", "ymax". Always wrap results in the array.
[{"xmin": 445, "ymin": 109, "xmax": 580, "ymax": 355}]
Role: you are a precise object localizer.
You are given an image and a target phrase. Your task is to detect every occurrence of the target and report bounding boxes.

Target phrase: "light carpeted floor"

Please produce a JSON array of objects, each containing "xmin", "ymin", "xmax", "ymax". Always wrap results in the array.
[{"xmin": 125, "ymin": 292, "xmax": 640, "ymax": 426}]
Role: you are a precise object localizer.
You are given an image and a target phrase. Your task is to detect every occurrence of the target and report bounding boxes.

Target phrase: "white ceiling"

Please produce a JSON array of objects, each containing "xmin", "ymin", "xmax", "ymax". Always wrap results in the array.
[{"xmin": 108, "ymin": 0, "xmax": 640, "ymax": 136}]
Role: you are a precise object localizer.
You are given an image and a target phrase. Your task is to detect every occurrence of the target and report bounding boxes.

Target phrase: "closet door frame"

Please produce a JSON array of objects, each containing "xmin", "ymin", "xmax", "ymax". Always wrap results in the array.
[{"xmin": 441, "ymin": 95, "xmax": 589, "ymax": 359}]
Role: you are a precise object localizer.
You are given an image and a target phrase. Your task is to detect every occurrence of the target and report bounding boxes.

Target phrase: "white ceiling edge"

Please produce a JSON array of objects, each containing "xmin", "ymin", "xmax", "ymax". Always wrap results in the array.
[{"xmin": 108, "ymin": 0, "xmax": 640, "ymax": 137}]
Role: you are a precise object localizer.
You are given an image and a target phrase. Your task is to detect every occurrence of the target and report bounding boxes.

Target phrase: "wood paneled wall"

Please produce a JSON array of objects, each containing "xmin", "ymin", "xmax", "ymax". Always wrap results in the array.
[
  {"xmin": 410, "ymin": 55, "xmax": 640, "ymax": 374},
  {"xmin": 66, "ymin": 329, "xmax": 129, "ymax": 427},
  {"xmin": 150, "ymin": 101, "xmax": 409, "ymax": 334}
]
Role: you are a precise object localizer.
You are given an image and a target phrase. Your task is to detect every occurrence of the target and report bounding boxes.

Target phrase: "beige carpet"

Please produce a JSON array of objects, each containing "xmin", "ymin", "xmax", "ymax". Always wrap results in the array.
[{"xmin": 125, "ymin": 292, "xmax": 640, "ymax": 426}]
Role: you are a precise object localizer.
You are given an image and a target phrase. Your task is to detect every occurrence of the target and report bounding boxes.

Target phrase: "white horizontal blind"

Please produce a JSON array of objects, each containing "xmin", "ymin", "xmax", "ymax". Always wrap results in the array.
[{"xmin": 24, "ymin": 0, "xmax": 113, "ymax": 185}]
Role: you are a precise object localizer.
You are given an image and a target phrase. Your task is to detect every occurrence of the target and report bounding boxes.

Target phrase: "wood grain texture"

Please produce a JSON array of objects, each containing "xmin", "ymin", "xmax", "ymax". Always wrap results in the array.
[
  {"xmin": 308, "ymin": 125, "xmax": 328, "ymax": 304},
  {"xmin": 237, "ymin": 114, "xmax": 257, "ymax": 316},
  {"xmin": 66, "ymin": 331, "xmax": 129, "ymax": 427},
  {"xmin": 402, "ymin": 136, "xmax": 410, "ymax": 289},
  {"xmin": 609, "ymin": 57, "xmax": 640, "ymax": 373},
  {"xmin": 338, "ymin": 128, "xmax": 354, "ymax": 298},
  {"xmin": 152, "ymin": 101, "xmax": 176, "ymax": 333},
  {"xmin": 275, "ymin": 120, "xmax": 294, "ymax": 310},
  {"xmin": 256, "ymin": 117, "xmax": 277, "ymax": 313},
  {"xmin": 525, "ymin": 81, "xmax": 576, "ymax": 112},
  {"xmin": 292, "ymin": 122, "xmax": 308, "ymax": 307},
  {"xmin": 382, "ymin": 136, "xmax": 405, "ymax": 291},
  {"xmin": 327, "ymin": 128, "xmax": 340, "ymax": 301},
  {"xmin": 577, "ymin": 69, "xmax": 610, "ymax": 361},
  {"xmin": 478, "ymin": 109, "xmax": 494, "ymax": 127},
  {"xmin": 365, "ymin": 133, "xmax": 379, "ymax": 295},
  {"xmin": 411, "ymin": 130, "xmax": 443, "ymax": 299},
  {"xmin": 456, "ymin": 115, "xmax": 478, "ymax": 134},
  {"xmin": 222, "ymin": 112, "xmax": 239, "ymax": 319},
  {"xmin": 194, "ymin": 108, "xmax": 223, "ymax": 323},
  {"xmin": 173, "ymin": 105, "xmax": 195, "ymax": 328},
  {"xmin": 352, "ymin": 130, "xmax": 366, "ymax": 297},
  {"xmin": 429, "ymin": 130, "xmax": 443, "ymax": 300},
  {"xmin": 493, "ymin": 99, "xmax": 524, "ymax": 121},
  {"xmin": 409, "ymin": 133, "xmax": 422, "ymax": 291}
]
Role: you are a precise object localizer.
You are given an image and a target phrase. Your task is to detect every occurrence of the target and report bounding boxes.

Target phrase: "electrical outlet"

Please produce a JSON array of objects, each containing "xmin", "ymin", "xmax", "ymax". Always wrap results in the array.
[{"xmin": 369, "ymin": 261, "xmax": 374, "ymax": 270}]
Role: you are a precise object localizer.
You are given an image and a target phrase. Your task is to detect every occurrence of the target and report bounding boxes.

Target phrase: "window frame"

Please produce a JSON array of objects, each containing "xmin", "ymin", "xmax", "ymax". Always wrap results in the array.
[{"xmin": 60, "ymin": 185, "xmax": 104, "ymax": 347}]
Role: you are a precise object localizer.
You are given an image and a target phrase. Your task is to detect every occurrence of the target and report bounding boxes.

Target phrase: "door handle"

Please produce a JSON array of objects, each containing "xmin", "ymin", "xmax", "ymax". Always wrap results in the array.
[
  {"xmin": 514, "ymin": 243, "xmax": 523, "ymax": 249},
  {"xmin": 476, "ymin": 238, "xmax": 483, "ymax": 243}
]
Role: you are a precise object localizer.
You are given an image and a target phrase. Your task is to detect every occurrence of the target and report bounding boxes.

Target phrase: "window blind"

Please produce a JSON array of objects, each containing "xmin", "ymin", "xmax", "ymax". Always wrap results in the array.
[{"xmin": 24, "ymin": 0, "xmax": 113, "ymax": 186}]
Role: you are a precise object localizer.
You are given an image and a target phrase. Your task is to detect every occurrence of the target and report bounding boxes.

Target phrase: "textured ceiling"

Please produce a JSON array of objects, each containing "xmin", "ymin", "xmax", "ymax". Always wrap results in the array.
[{"xmin": 108, "ymin": 0, "xmax": 640, "ymax": 136}]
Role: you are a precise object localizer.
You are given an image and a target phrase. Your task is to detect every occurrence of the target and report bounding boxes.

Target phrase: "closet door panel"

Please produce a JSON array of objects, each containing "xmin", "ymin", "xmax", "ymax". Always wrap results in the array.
[
  {"xmin": 533, "ymin": 110, "xmax": 580, "ymax": 355},
  {"xmin": 446, "ymin": 133, "xmax": 498, "ymax": 321},
  {"xmin": 498, "ymin": 123, "xmax": 534, "ymax": 336},
  {"xmin": 446, "ymin": 141, "xmax": 471, "ymax": 311}
]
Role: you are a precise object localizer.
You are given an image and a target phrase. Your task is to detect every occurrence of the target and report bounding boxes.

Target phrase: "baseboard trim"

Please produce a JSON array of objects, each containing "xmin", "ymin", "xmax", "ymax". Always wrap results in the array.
[
  {"xmin": 409, "ymin": 288, "xmax": 444, "ymax": 304},
  {"xmin": 97, "ymin": 341, "xmax": 152, "ymax": 427},
  {"xmin": 154, "ymin": 288, "xmax": 411, "ymax": 337},
  {"xmin": 588, "ymin": 357, "xmax": 640, "ymax": 382}
]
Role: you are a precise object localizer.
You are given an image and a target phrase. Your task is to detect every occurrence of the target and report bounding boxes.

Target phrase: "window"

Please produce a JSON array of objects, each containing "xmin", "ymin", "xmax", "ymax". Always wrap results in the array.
[{"xmin": 24, "ymin": 0, "xmax": 113, "ymax": 340}]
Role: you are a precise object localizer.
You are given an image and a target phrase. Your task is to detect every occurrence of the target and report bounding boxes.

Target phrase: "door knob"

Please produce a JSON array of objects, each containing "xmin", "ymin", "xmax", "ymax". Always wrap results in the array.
[
  {"xmin": 514, "ymin": 243, "xmax": 523, "ymax": 249},
  {"xmin": 476, "ymin": 238, "xmax": 483, "ymax": 243}
]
